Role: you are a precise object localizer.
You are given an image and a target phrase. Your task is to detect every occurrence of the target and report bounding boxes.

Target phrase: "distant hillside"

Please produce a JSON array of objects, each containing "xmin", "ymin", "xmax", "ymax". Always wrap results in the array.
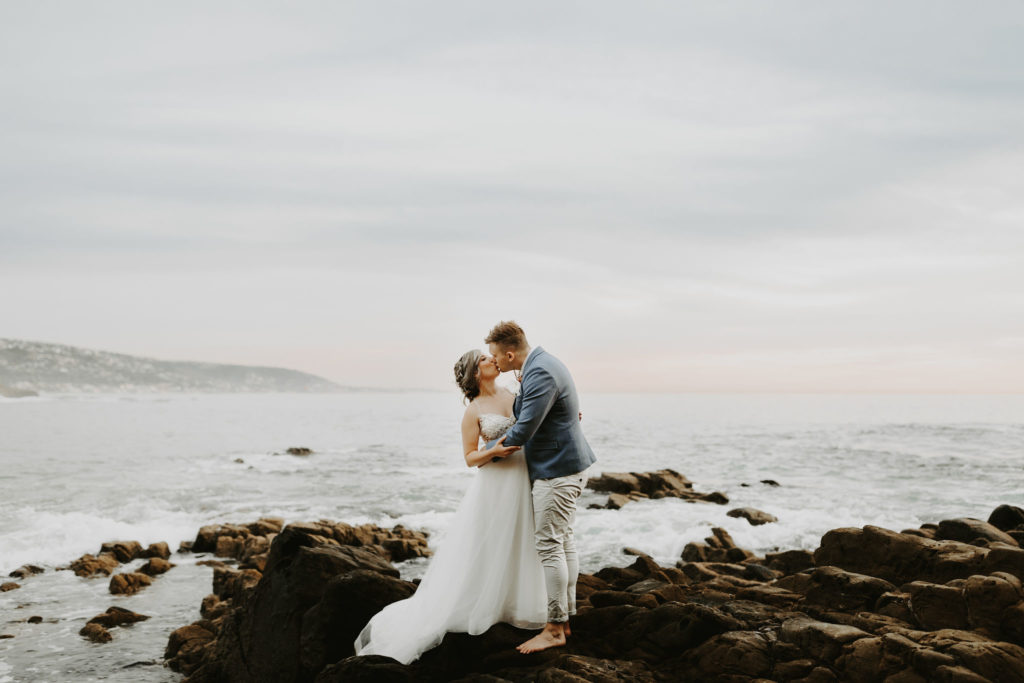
[{"xmin": 0, "ymin": 338, "xmax": 349, "ymax": 394}]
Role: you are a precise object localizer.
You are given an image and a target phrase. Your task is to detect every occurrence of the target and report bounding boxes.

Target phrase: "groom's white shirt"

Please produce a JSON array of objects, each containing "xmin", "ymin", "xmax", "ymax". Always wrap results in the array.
[{"xmin": 518, "ymin": 346, "xmax": 535, "ymax": 380}]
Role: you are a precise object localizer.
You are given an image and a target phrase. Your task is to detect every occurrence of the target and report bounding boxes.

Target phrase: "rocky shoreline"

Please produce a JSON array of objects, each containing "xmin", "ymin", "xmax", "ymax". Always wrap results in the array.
[
  {"xmin": 6, "ymin": 480, "xmax": 1024, "ymax": 681},
  {"xmin": 159, "ymin": 502, "xmax": 1024, "ymax": 682}
]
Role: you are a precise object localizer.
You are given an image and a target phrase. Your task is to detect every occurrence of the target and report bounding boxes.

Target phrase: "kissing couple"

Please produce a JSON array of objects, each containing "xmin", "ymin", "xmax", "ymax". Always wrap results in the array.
[{"xmin": 354, "ymin": 320, "xmax": 598, "ymax": 664}]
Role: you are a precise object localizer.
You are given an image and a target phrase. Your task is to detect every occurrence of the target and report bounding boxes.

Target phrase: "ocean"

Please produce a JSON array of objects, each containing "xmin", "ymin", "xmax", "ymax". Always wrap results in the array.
[{"xmin": 1, "ymin": 392, "xmax": 1022, "ymax": 682}]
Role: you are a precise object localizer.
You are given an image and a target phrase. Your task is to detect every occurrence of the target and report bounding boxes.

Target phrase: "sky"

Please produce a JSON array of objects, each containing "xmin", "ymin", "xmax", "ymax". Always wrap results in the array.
[{"xmin": 2, "ymin": 1, "xmax": 1023, "ymax": 392}]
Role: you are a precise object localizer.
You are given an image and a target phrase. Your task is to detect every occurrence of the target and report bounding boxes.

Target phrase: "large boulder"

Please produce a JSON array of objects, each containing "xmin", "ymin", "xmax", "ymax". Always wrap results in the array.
[
  {"xmin": 936, "ymin": 518, "xmax": 1018, "ymax": 547},
  {"xmin": 182, "ymin": 524, "xmax": 403, "ymax": 682},
  {"xmin": 988, "ymin": 505, "xmax": 1024, "ymax": 533}
]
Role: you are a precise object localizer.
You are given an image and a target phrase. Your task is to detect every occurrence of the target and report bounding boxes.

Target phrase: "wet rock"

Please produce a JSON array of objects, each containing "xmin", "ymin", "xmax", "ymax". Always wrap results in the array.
[
  {"xmin": 315, "ymin": 655, "xmax": 414, "ymax": 682},
  {"xmin": 681, "ymin": 630, "xmax": 772, "ymax": 678},
  {"xmin": 813, "ymin": 525, "xmax": 1003, "ymax": 585},
  {"xmin": 778, "ymin": 566, "xmax": 897, "ymax": 612},
  {"xmin": 936, "ymin": 518, "xmax": 1018, "ymax": 547},
  {"xmin": 140, "ymin": 541, "xmax": 171, "ymax": 559},
  {"xmin": 100, "ymin": 540, "xmax": 144, "ymax": 562},
  {"xmin": 988, "ymin": 505, "xmax": 1024, "ymax": 533},
  {"xmin": 0, "ymin": 582, "xmax": 20, "ymax": 591},
  {"xmin": 680, "ymin": 527, "xmax": 756, "ymax": 564},
  {"xmin": 62, "ymin": 552, "xmax": 120, "ymax": 577},
  {"xmin": 139, "ymin": 557, "xmax": 175, "ymax": 576},
  {"xmin": 586, "ymin": 469, "xmax": 728, "ymax": 509},
  {"xmin": 765, "ymin": 549, "xmax": 815, "ymax": 575},
  {"xmin": 727, "ymin": 507, "xmax": 778, "ymax": 526},
  {"xmin": 109, "ymin": 571, "xmax": 153, "ymax": 595},
  {"xmin": 177, "ymin": 523, "xmax": 404, "ymax": 682},
  {"xmin": 79, "ymin": 622, "xmax": 113, "ymax": 643},
  {"xmin": 8, "ymin": 564, "xmax": 44, "ymax": 578},
  {"xmin": 285, "ymin": 447, "xmax": 314, "ymax": 455},
  {"xmin": 962, "ymin": 573, "xmax": 1023, "ymax": 636},
  {"xmin": 87, "ymin": 606, "xmax": 151, "ymax": 628},
  {"xmin": 27, "ymin": 616, "xmax": 43, "ymax": 623},
  {"xmin": 165, "ymin": 623, "xmax": 216, "ymax": 673},
  {"xmin": 780, "ymin": 616, "xmax": 870, "ymax": 662},
  {"xmin": 906, "ymin": 581, "xmax": 969, "ymax": 630},
  {"xmin": 300, "ymin": 569, "xmax": 418, "ymax": 673}
]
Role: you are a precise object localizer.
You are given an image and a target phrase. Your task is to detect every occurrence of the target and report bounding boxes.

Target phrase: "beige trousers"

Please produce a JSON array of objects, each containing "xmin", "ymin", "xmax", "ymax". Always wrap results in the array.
[{"xmin": 532, "ymin": 471, "xmax": 587, "ymax": 623}]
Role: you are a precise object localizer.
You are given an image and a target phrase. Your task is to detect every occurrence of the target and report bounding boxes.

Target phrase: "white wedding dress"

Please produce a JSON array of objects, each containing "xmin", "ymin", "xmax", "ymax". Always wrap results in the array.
[{"xmin": 353, "ymin": 413, "xmax": 547, "ymax": 664}]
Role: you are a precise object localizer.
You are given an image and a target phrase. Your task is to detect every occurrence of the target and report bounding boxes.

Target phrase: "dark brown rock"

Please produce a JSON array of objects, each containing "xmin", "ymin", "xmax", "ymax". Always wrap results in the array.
[
  {"xmin": 315, "ymin": 655, "xmax": 414, "ymax": 682},
  {"xmin": 139, "ymin": 557, "xmax": 175, "ymax": 576},
  {"xmin": 962, "ymin": 572, "xmax": 1023, "ymax": 637},
  {"xmin": 99, "ymin": 540, "xmax": 144, "ymax": 562},
  {"xmin": 165, "ymin": 623, "xmax": 216, "ymax": 672},
  {"xmin": 988, "ymin": 505, "xmax": 1024, "ymax": 533},
  {"xmin": 286, "ymin": 447, "xmax": 314, "ymax": 455},
  {"xmin": 8, "ymin": 564, "xmax": 44, "ymax": 579},
  {"xmin": 300, "ymin": 569, "xmax": 417, "ymax": 674},
  {"xmin": 779, "ymin": 616, "xmax": 870, "ymax": 662},
  {"xmin": 765, "ymin": 549, "xmax": 815, "ymax": 575},
  {"xmin": 937, "ymin": 518, "xmax": 1018, "ymax": 547},
  {"xmin": 79, "ymin": 622, "xmax": 112, "ymax": 643},
  {"xmin": 87, "ymin": 606, "xmax": 151, "ymax": 628},
  {"xmin": 906, "ymin": 581, "xmax": 970, "ymax": 630},
  {"xmin": 586, "ymin": 469, "xmax": 728, "ymax": 508},
  {"xmin": 138, "ymin": 541, "xmax": 170, "ymax": 559},
  {"xmin": 727, "ymin": 507, "xmax": 778, "ymax": 526},
  {"xmin": 0, "ymin": 582, "xmax": 19, "ymax": 592},
  {"xmin": 62, "ymin": 552, "xmax": 120, "ymax": 577},
  {"xmin": 813, "ymin": 526, "xmax": 1008, "ymax": 586},
  {"xmin": 109, "ymin": 571, "xmax": 153, "ymax": 595}
]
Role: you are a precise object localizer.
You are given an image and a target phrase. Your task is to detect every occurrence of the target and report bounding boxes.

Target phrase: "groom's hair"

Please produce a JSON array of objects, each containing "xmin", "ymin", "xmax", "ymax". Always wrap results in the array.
[{"xmin": 485, "ymin": 320, "xmax": 528, "ymax": 351}]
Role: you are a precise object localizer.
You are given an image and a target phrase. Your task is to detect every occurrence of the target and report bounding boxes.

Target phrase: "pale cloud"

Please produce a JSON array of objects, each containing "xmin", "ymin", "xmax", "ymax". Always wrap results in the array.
[{"xmin": 1, "ymin": 2, "xmax": 1023, "ymax": 391}]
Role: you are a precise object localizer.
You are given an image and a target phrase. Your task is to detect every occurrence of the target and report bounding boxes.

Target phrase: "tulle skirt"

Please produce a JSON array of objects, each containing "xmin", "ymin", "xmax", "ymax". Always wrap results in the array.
[{"xmin": 353, "ymin": 449, "xmax": 547, "ymax": 664}]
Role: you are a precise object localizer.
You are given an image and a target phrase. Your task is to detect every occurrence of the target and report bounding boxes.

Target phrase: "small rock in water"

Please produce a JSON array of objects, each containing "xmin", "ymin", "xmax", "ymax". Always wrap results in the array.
[
  {"xmin": 0, "ymin": 634, "xmax": 14, "ymax": 639},
  {"xmin": 87, "ymin": 606, "xmax": 151, "ymax": 628},
  {"xmin": 139, "ymin": 558, "xmax": 176, "ymax": 576},
  {"xmin": 79, "ymin": 623, "xmax": 112, "ymax": 643},
  {"xmin": 285, "ymin": 446, "xmax": 313, "ymax": 456},
  {"xmin": 761, "ymin": 479, "xmax": 781, "ymax": 486},
  {"xmin": 9, "ymin": 564, "xmax": 45, "ymax": 578},
  {"xmin": 1, "ymin": 582, "xmax": 20, "ymax": 591},
  {"xmin": 99, "ymin": 540, "xmax": 143, "ymax": 563},
  {"xmin": 727, "ymin": 507, "xmax": 779, "ymax": 526},
  {"xmin": 27, "ymin": 616, "xmax": 43, "ymax": 623},
  {"xmin": 109, "ymin": 572, "xmax": 153, "ymax": 595},
  {"xmin": 234, "ymin": 457, "xmax": 245, "ymax": 463},
  {"xmin": 140, "ymin": 541, "xmax": 171, "ymax": 560}
]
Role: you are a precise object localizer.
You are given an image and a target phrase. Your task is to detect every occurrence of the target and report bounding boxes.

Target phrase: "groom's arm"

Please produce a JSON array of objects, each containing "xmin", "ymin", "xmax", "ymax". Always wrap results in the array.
[{"xmin": 485, "ymin": 368, "xmax": 557, "ymax": 450}]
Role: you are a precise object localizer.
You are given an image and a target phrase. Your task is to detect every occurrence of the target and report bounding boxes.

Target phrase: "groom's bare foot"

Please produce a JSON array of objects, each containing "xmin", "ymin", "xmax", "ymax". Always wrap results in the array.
[{"xmin": 516, "ymin": 623, "xmax": 566, "ymax": 654}]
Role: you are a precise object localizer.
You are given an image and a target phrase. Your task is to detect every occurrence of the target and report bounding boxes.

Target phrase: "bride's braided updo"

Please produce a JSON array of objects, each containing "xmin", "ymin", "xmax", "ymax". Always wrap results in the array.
[{"xmin": 454, "ymin": 349, "xmax": 482, "ymax": 404}]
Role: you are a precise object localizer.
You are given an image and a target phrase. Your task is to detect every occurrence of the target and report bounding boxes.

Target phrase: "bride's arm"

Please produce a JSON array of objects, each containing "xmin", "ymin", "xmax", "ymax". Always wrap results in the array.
[{"xmin": 461, "ymin": 406, "xmax": 519, "ymax": 468}]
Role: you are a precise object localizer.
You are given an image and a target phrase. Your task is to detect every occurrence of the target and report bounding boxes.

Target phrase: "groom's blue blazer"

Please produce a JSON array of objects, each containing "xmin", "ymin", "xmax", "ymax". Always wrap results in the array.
[{"xmin": 486, "ymin": 346, "xmax": 597, "ymax": 482}]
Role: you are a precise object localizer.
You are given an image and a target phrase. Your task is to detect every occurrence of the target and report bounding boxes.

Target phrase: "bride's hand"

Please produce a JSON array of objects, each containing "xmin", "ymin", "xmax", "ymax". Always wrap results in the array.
[{"xmin": 488, "ymin": 435, "xmax": 521, "ymax": 459}]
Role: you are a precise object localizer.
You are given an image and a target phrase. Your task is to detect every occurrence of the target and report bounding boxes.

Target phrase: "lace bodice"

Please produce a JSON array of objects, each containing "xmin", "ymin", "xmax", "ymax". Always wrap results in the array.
[{"xmin": 479, "ymin": 413, "xmax": 516, "ymax": 441}]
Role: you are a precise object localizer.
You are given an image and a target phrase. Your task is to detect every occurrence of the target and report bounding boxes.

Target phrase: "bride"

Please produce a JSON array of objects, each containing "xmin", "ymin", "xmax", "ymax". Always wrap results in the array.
[{"xmin": 353, "ymin": 349, "xmax": 548, "ymax": 664}]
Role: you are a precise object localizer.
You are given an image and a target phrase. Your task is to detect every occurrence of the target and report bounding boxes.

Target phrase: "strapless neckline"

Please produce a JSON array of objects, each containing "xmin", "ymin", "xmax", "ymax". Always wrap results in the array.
[{"xmin": 478, "ymin": 413, "xmax": 516, "ymax": 441}]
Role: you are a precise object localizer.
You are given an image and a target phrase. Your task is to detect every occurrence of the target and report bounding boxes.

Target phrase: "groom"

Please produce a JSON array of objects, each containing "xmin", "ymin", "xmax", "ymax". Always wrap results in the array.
[{"xmin": 484, "ymin": 320, "xmax": 597, "ymax": 654}]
